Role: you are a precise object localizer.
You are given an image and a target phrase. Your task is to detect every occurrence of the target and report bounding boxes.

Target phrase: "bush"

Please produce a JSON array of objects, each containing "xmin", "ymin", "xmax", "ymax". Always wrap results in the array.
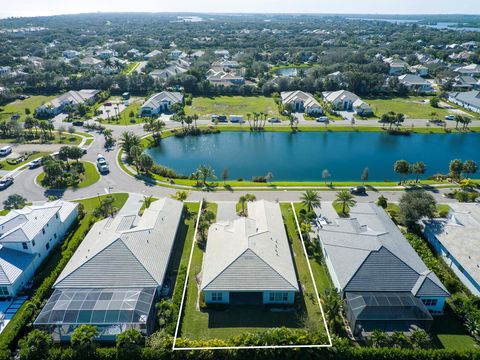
[{"xmin": 252, "ymin": 176, "xmax": 267, "ymax": 182}]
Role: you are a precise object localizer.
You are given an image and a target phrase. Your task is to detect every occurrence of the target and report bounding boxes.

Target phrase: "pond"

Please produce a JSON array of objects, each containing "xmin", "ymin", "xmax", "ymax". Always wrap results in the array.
[
  {"xmin": 274, "ymin": 67, "xmax": 309, "ymax": 77},
  {"xmin": 145, "ymin": 132, "xmax": 480, "ymax": 182}
]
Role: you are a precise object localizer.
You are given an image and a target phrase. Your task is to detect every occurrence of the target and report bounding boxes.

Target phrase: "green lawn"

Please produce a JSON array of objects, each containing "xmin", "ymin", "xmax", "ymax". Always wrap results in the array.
[
  {"xmin": 185, "ymin": 96, "xmax": 286, "ymax": 120},
  {"xmin": 0, "ymin": 133, "xmax": 82, "ymax": 145},
  {"xmin": 367, "ymin": 96, "xmax": 457, "ymax": 119},
  {"xmin": 0, "ymin": 95, "xmax": 57, "ymax": 122},
  {"xmin": 179, "ymin": 201, "xmax": 327, "ymax": 341},
  {"xmin": 0, "ymin": 152, "xmax": 50, "ymax": 170},
  {"xmin": 37, "ymin": 161, "xmax": 100, "ymax": 189},
  {"xmin": 121, "ymin": 61, "xmax": 141, "ymax": 75},
  {"xmin": 99, "ymin": 100, "xmax": 144, "ymax": 125},
  {"xmin": 430, "ymin": 306, "xmax": 478, "ymax": 350}
]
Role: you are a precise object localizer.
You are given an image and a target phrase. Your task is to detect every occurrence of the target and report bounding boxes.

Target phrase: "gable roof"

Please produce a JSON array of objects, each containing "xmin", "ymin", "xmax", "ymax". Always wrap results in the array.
[
  {"xmin": 141, "ymin": 91, "xmax": 183, "ymax": 109},
  {"xmin": 54, "ymin": 198, "xmax": 183, "ymax": 289},
  {"xmin": 0, "ymin": 246, "xmax": 35, "ymax": 285},
  {"xmin": 280, "ymin": 90, "xmax": 321, "ymax": 110},
  {"xmin": 0, "ymin": 200, "xmax": 77, "ymax": 243},
  {"xmin": 449, "ymin": 90, "xmax": 480, "ymax": 108},
  {"xmin": 318, "ymin": 203, "xmax": 449, "ymax": 298},
  {"xmin": 398, "ymin": 74, "xmax": 431, "ymax": 86},
  {"xmin": 201, "ymin": 200, "xmax": 299, "ymax": 292}
]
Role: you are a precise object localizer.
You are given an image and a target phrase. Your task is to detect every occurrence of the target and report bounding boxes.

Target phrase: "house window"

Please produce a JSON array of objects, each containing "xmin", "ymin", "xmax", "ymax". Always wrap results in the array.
[
  {"xmin": 269, "ymin": 292, "xmax": 289, "ymax": 302},
  {"xmin": 0, "ymin": 287, "xmax": 8, "ymax": 296},
  {"xmin": 45, "ymin": 243, "xmax": 50, "ymax": 250},
  {"xmin": 22, "ymin": 242, "xmax": 28, "ymax": 250},
  {"xmin": 42, "ymin": 228, "xmax": 45, "ymax": 235},
  {"xmin": 56, "ymin": 213, "xmax": 59, "ymax": 219},
  {"xmin": 54, "ymin": 233, "xmax": 57, "ymax": 239},
  {"xmin": 32, "ymin": 240, "xmax": 35, "ymax": 247},
  {"xmin": 422, "ymin": 299, "xmax": 438, "ymax": 307},
  {"xmin": 211, "ymin": 292, "xmax": 223, "ymax": 302}
]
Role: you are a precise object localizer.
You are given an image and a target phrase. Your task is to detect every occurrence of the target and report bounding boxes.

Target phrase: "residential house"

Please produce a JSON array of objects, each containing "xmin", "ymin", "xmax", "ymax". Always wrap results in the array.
[
  {"xmin": 139, "ymin": 91, "xmax": 183, "ymax": 117},
  {"xmin": 452, "ymin": 76, "xmax": 480, "ymax": 91},
  {"xmin": 97, "ymin": 49, "xmax": 116, "ymax": 59},
  {"xmin": 0, "ymin": 66, "xmax": 12, "ymax": 76},
  {"xmin": 448, "ymin": 90, "xmax": 480, "ymax": 113},
  {"xmin": 149, "ymin": 65, "xmax": 188, "ymax": 81},
  {"xmin": 35, "ymin": 90, "xmax": 99, "ymax": 117},
  {"xmin": 449, "ymin": 51, "xmax": 475, "ymax": 61},
  {"xmin": 318, "ymin": 203, "xmax": 449, "ymax": 336},
  {"xmin": 322, "ymin": 90, "xmax": 373, "ymax": 115},
  {"xmin": 455, "ymin": 64, "xmax": 480, "ymax": 77},
  {"xmin": 144, "ymin": 50, "xmax": 162, "ymax": 60},
  {"xmin": 211, "ymin": 60, "xmax": 240, "ymax": 71},
  {"xmin": 214, "ymin": 50, "xmax": 230, "ymax": 58},
  {"xmin": 34, "ymin": 198, "xmax": 183, "ymax": 341},
  {"xmin": 207, "ymin": 70, "xmax": 245, "ymax": 86},
  {"xmin": 398, "ymin": 74, "xmax": 435, "ymax": 93},
  {"xmin": 201, "ymin": 200, "xmax": 299, "ymax": 305},
  {"xmin": 63, "ymin": 50, "xmax": 80, "ymax": 59},
  {"xmin": 384, "ymin": 58, "xmax": 409, "ymax": 76},
  {"xmin": 410, "ymin": 64, "xmax": 429, "ymax": 77},
  {"xmin": 126, "ymin": 49, "xmax": 142, "ymax": 59},
  {"xmin": 424, "ymin": 204, "xmax": 480, "ymax": 296},
  {"xmin": 79, "ymin": 57, "xmax": 103, "ymax": 69},
  {"xmin": 0, "ymin": 201, "xmax": 78, "ymax": 298},
  {"xmin": 280, "ymin": 90, "xmax": 323, "ymax": 115},
  {"xmin": 169, "ymin": 50, "xmax": 187, "ymax": 60}
]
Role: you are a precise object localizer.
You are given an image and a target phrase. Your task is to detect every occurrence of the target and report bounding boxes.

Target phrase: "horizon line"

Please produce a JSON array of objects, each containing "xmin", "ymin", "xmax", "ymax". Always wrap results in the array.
[{"xmin": 1, "ymin": 11, "xmax": 480, "ymax": 20}]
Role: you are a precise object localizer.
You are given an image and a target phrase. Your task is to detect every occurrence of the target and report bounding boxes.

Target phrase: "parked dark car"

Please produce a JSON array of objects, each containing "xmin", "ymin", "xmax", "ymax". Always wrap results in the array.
[
  {"xmin": 0, "ymin": 177, "xmax": 14, "ymax": 190},
  {"xmin": 72, "ymin": 121, "xmax": 84, "ymax": 126},
  {"xmin": 350, "ymin": 186, "xmax": 367, "ymax": 195}
]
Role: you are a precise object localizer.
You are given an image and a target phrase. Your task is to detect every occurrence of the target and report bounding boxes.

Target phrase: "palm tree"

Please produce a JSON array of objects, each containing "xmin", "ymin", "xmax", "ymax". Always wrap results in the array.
[
  {"xmin": 300, "ymin": 190, "xmax": 321, "ymax": 212},
  {"xmin": 197, "ymin": 165, "xmax": 216, "ymax": 186},
  {"xmin": 411, "ymin": 161, "xmax": 426, "ymax": 183},
  {"xmin": 321, "ymin": 289, "xmax": 343, "ymax": 334},
  {"xmin": 238, "ymin": 193, "xmax": 256, "ymax": 216},
  {"xmin": 119, "ymin": 131, "xmax": 142, "ymax": 157},
  {"xmin": 334, "ymin": 190, "xmax": 356, "ymax": 216},
  {"xmin": 142, "ymin": 195, "xmax": 154, "ymax": 210},
  {"xmin": 393, "ymin": 160, "xmax": 410, "ymax": 184},
  {"xmin": 172, "ymin": 190, "xmax": 189, "ymax": 201}
]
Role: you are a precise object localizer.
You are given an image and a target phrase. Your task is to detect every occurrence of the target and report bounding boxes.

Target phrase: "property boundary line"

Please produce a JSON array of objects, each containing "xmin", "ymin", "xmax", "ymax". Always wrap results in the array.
[{"xmin": 172, "ymin": 201, "xmax": 332, "ymax": 350}]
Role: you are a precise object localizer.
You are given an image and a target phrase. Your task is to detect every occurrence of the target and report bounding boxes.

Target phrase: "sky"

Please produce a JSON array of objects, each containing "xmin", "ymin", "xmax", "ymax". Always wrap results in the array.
[{"xmin": 1, "ymin": 0, "xmax": 480, "ymax": 18}]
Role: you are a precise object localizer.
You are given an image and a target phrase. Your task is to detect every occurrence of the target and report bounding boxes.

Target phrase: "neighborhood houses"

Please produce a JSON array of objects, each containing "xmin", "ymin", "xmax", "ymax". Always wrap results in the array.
[
  {"xmin": 317, "ymin": 203, "xmax": 449, "ymax": 336},
  {"xmin": 34, "ymin": 198, "xmax": 183, "ymax": 340},
  {"xmin": 322, "ymin": 90, "xmax": 373, "ymax": 115},
  {"xmin": 139, "ymin": 91, "xmax": 183, "ymax": 117},
  {"xmin": 280, "ymin": 90, "xmax": 323, "ymax": 115},
  {"xmin": 0, "ymin": 200, "xmax": 78, "ymax": 298},
  {"xmin": 35, "ymin": 90, "xmax": 99, "ymax": 117},
  {"xmin": 448, "ymin": 90, "xmax": 480, "ymax": 113},
  {"xmin": 201, "ymin": 200, "xmax": 299, "ymax": 305}
]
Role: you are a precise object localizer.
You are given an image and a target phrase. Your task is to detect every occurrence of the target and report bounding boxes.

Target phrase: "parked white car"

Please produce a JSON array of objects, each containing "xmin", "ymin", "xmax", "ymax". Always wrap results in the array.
[
  {"xmin": 445, "ymin": 115, "xmax": 455, "ymax": 121},
  {"xmin": 96, "ymin": 154, "xmax": 109, "ymax": 173}
]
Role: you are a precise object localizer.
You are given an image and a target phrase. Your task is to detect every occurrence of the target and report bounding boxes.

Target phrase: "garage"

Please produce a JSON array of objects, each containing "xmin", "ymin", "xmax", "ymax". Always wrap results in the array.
[{"xmin": 230, "ymin": 292, "xmax": 263, "ymax": 305}]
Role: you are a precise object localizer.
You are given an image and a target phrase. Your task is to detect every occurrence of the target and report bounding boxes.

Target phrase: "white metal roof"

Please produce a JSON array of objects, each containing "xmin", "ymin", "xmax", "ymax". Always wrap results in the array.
[{"xmin": 201, "ymin": 200, "xmax": 299, "ymax": 292}]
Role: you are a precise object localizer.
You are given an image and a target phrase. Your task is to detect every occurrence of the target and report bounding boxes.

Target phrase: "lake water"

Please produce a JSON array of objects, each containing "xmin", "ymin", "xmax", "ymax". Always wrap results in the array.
[
  {"xmin": 145, "ymin": 132, "xmax": 480, "ymax": 182},
  {"xmin": 275, "ymin": 67, "xmax": 310, "ymax": 77}
]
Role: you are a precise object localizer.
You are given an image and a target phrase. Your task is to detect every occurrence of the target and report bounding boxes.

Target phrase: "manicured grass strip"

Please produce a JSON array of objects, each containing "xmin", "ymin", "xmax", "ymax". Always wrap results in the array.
[
  {"xmin": 185, "ymin": 96, "xmax": 287, "ymax": 120},
  {"xmin": 36, "ymin": 161, "xmax": 100, "ymax": 189},
  {"xmin": 0, "ymin": 95, "xmax": 57, "ymax": 122},
  {"xmin": 0, "ymin": 152, "xmax": 50, "ymax": 170}
]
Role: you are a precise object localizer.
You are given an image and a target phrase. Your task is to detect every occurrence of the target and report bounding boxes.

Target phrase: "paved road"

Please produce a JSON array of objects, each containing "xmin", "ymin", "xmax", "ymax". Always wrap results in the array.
[{"xmin": 0, "ymin": 120, "xmax": 461, "ymax": 205}]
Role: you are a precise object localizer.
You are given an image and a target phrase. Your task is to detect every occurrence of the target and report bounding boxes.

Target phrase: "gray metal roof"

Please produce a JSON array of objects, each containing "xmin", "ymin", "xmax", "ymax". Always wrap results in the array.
[
  {"xmin": 0, "ymin": 246, "xmax": 35, "ymax": 285},
  {"xmin": 449, "ymin": 90, "xmax": 480, "ymax": 108},
  {"xmin": 201, "ymin": 200, "xmax": 299, "ymax": 292},
  {"xmin": 54, "ymin": 198, "xmax": 183, "ymax": 289},
  {"xmin": 318, "ymin": 203, "xmax": 449, "ymax": 297},
  {"xmin": 280, "ymin": 90, "xmax": 322, "ymax": 110}
]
